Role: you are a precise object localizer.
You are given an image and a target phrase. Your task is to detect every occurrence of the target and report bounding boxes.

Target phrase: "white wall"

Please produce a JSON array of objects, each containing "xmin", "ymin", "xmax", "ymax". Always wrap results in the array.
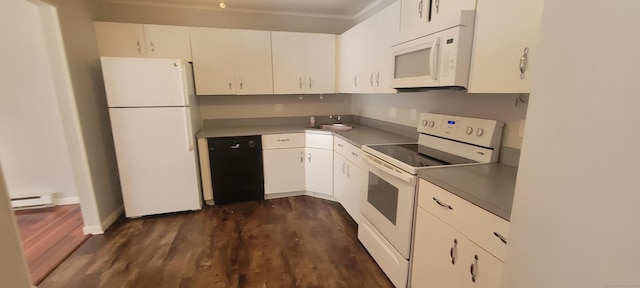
[
  {"xmin": 199, "ymin": 94, "xmax": 352, "ymax": 119},
  {"xmin": 0, "ymin": 164, "xmax": 32, "ymax": 288},
  {"xmin": 0, "ymin": 0, "xmax": 79, "ymax": 202},
  {"xmin": 352, "ymin": 91, "xmax": 528, "ymax": 149},
  {"xmin": 46, "ymin": 0, "xmax": 124, "ymax": 233},
  {"xmin": 503, "ymin": 1, "xmax": 640, "ymax": 287}
]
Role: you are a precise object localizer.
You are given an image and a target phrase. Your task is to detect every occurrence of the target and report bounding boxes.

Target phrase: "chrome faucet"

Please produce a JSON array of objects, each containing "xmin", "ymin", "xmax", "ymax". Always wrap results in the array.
[{"xmin": 329, "ymin": 115, "xmax": 342, "ymax": 123}]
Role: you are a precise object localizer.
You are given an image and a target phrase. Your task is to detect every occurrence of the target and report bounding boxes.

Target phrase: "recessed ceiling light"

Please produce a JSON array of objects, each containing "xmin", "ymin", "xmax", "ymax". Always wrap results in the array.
[{"xmin": 219, "ymin": 0, "xmax": 226, "ymax": 8}]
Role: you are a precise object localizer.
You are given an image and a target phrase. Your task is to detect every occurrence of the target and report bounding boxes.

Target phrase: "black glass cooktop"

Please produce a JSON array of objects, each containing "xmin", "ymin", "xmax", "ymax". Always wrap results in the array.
[{"xmin": 368, "ymin": 144, "xmax": 478, "ymax": 168}]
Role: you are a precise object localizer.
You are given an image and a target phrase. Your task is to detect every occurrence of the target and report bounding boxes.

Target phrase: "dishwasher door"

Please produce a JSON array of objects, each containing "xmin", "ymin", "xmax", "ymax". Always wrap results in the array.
[{"xmin": 208, "ymin": 135, "xmax": 264, "ymax": 205}]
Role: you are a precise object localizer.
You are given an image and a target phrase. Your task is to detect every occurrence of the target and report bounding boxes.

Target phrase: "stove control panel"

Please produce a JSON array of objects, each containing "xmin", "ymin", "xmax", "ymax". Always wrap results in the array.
[{"xmin": 418, "ymin": 113, "xmax": 504, "ymax": 148}]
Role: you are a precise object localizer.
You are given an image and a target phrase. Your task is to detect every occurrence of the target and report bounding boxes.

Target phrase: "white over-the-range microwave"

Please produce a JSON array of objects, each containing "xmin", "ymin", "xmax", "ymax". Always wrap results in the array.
[{"xmin": 391, "ymin": 10, "xmax": 475, "ymax": 90}]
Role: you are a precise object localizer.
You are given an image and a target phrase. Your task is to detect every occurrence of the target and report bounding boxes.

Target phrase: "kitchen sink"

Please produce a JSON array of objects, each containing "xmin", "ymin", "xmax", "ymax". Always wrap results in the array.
[{"xmin": 310, "ymin": 123, "xmax": 353, "ymax": 131}]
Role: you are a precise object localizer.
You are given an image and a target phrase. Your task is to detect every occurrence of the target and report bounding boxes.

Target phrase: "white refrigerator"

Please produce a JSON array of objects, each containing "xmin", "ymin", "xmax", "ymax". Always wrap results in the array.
[{"xmin": 101, "ymin": 57, "xmax": 202, "ymax": 218}]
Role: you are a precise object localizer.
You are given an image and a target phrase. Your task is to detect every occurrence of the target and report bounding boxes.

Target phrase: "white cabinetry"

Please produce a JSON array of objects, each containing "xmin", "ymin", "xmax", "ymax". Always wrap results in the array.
[
  {"xmin": 467, "ymin": 0, "xmax": 544, "ymax": 93},
  {"xmin": 333, "ymin": 137, "xmax": 362, "ymax": 224},
  {"xmin": 411, "ymin": 179, "xmax": 509, "ymax": 287},
  {"xmin": 305, "ymin": 134, "xmax": 333, "ymax": 196},
  {"xmin": 94, "ymin": 22, "xmax": 191, "ymax": 60},
  {"xmin": 190, "ymin": 27, "xmax": 273, "ymax": 95},
  {"xmin": 400, "ymin": 0, "xmax": 476, "ymax": 42},
  {"xmin": 339, "ymin": 1, "xmax": 400, "ymax": 94},
  {"xmin": 262, "ymin": 134, "xmax": 306, "ymax": 195},
  {"xmin": 271, "ymin": 32, "xmax": 336, "ymax": 94}
]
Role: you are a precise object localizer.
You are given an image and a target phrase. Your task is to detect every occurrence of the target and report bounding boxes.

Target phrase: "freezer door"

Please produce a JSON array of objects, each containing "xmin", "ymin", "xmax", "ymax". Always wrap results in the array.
[
  {"xmin": 101, "ymin": 57, "xmax": 190, "ymax": 107},
  {"xmin": 109, "ymin": 107, "xmax": 201, "ymax": 217}
]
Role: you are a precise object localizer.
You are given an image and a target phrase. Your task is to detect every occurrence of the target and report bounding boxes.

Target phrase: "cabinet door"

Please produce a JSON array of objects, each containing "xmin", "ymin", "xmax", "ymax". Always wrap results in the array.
[
  {"xmin": 234, "ymin": 29, "xmax": 274, "ymax": 95},
  {"xmin": 400, "ymin": 0, "xmax": 429, "ymax": 41},
  {"xmin": 344, "ymin": 160, "xmax": 361, "ymax": 224},
  {"xmin": 306, "ymin": 33, "xmax": 336, "ymax": 94},
  {"xmin": 467, "ymin": 0, "xmax": 543, "ymax": 93},
  {"xmin": 305, "ymin": 148, "xmax": 333, "ymax": 196},
  {"xmin": 373, "ymin": 1, "xmax": 401, "ymax": 93},
  {"xmin": 263, "ymin": 148, "xmax": 305, "ymax": 194},
  {"xmin": 333, "ymin": 152, "xmax": 348, "ymax": 205},
  {"xmin": 430, "ymin": 0, "xmax": 477, "ymax": 22},
  {"xmin": 338, "ymin": 29, "xmax": 359, "ymax": 93},
  {"xmin": 189, "ymin": 27, "xmax": 237, "ymax": 95},
  {"xmin": 411, "ymin": 208, "xmax": 465, "ymax": 288},
  {"xmin": 143, "ymin": 24, "xmax": 192, "ymax": 61},
  {"xmin": 94, "ymin": 22, "xmax": 146, "ymax": 57},
  {"xmin": 271, "ymin": 31, "xmax": 307, "ymax": 94},
  {"xmin": 355, "ymin": 19, "xmax": 377, "ymax": 94},
  {"xmin": 458, "ymin": 237, "xmax": 505, "ymax": 288}
]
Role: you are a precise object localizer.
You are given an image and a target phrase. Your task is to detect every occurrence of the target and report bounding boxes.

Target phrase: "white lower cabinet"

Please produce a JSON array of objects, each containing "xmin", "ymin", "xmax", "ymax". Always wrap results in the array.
[
  {"xmin": 411, "ymin": 179, "xmax": 508, "ymax": 287},
  {"xmin": 411, "ymin": 208, "xmax": 504, "ymax": 288},
  {"xmin": 263, "ymin": 148, "xmax": 305, "ymax": 195},
  {"xmin": 333, "ymin": 152, "xmax": 361, "ymax": 223},
  {"xmin": 305, "ymin": 147, "xmax": 333, "ymax": 196}
]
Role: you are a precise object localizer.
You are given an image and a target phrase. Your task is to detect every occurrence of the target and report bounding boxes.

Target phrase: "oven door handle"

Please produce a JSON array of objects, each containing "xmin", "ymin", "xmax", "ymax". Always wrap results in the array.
[{"xmin": 363, "ymin": 154, "xmax": 414, "ymax": 184}]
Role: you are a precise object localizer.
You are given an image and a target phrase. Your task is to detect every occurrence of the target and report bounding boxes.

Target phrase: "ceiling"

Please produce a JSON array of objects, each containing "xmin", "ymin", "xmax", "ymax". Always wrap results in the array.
[{"xmin": 103, "ymin": 0, "xmax": 383, "ymax": 18}]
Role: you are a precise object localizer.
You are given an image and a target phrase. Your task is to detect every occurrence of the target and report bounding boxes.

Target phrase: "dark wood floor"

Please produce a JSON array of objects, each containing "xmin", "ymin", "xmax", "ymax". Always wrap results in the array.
[
  {"xmin": 39, "ymin": 196, "xmax": 394, "ymax": 288},
  {"xmin": 14, "ymin": 204, "xmax": 89, "ymax": 285}
]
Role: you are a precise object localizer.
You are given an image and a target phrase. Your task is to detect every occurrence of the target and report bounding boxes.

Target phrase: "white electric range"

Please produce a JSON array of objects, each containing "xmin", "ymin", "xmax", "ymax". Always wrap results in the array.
[{"xmin": 358, "ymin": 112, "xmax": 504, "ymax": 288}]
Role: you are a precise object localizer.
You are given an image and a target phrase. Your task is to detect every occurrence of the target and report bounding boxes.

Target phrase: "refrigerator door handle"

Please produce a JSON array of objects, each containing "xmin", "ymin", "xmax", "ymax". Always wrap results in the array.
[
  {"xmin": 183, "ymin": 108, "xmax": 194, "ymax": 152},
  {"xmin": 176, "ymin": 61, "xmax": 191, "ymax": 107}
]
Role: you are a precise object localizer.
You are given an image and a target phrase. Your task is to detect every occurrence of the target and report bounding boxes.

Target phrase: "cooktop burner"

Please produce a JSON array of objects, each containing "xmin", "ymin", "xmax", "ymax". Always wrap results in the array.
[{"xmin": 367, "ymin": 144, "xmax": 478, "ymax": 168}]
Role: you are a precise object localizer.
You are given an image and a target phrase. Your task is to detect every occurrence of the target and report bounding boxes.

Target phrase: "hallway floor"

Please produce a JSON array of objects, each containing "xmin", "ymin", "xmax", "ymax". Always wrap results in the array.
[{"xmin": 14, "ymin": 204, "xmax": 89, "ymax": 285}]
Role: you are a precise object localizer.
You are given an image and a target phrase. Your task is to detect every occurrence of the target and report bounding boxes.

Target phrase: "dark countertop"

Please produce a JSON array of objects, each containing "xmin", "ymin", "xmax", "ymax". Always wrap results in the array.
[
  {"xmin": 197, "ymin": 124, "xmax": 416, "ymax": 148},
  {"xmin": 418, "ymin": 163, "xmax": 518, "ymax": 221}
]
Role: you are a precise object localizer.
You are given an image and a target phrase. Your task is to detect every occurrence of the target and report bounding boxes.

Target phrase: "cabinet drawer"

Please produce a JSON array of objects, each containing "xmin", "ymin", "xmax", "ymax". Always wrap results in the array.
[
  {"xmin": 262, "ymin": 133, "xmax": 305, "ymax": 149},
  {"xmin": 333, "ymin": 137, "xmax": 362, "ymax": 166},
  {"xmin": 418, "ymin": 179, "xmax": 510, "ymax": 261},
  {"xmin": 305, "ymin": 133, "xmax": 333, "ymax": 149}
]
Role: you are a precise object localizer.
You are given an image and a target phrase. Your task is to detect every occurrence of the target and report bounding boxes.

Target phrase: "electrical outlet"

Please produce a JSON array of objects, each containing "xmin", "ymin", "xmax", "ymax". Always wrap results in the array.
[
  {"xmin": 389, "ymin": 107, "xmax": 397, "ymax": 118},
  {"xmin": 274, "ymin": 104, "xmax": 283, "ymax": 112},
  {"xmin": 410, "ymin": 109, "xmax": 417, "ymax": 121}
]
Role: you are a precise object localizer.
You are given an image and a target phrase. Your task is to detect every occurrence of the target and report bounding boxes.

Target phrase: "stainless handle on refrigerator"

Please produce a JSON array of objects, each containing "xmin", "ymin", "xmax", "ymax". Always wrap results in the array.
[{"xmin": 183, "ymin": 109, "xmax": 194, "ymax": 152}]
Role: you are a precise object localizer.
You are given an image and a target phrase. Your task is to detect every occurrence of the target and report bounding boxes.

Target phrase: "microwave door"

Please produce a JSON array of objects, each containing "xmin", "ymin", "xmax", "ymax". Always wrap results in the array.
[{"xmin": 391, "ymin": 33, "xmax": 441, "ymax": 88}]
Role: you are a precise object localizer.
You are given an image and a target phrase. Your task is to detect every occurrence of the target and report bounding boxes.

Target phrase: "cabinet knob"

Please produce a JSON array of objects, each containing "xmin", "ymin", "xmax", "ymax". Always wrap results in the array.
[
  {"xmin": 470, "ymin": 255, "xmax": 478, "ymax": 283},
  {"xmin": 136, "ymin": 40, "xmax": 142, "ymax": 54},
  {"xmin": 450, "ymin": 239, "xmax": 458, "ymax": 264},
  {"xmin": 418, "ymin": 0, "xmax": 424, "ymax": 19},
  {"xmin": 149, "ymin": 41, "xmax": 155, "ymax": 53}
]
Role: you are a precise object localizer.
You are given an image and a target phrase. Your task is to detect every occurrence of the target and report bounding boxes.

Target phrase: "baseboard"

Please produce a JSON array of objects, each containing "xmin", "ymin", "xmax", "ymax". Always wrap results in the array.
[
  {"xmin": 54, "ymin": 196, "xmax": 80, "ymax": 205},
  {"xmin": 264, "ymin": 191, "xmax": 338, "ymax": 202},
  {"xmin": 82, "ymin": 205, "xmax": 124, "ymax": 235}
]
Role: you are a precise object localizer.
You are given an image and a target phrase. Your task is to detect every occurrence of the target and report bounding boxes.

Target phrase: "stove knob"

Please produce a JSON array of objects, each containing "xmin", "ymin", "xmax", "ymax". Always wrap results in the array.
[
  {"xmin": 466, "ymin": 126, "xmax": 474, "ymax": 135},
  {"xmin": 428, "ymin": 121, "xmax": 435, "ymax": 128},
  {"xmin": 476, "ymin": 128, "xmax": 485, "ymax": 137},
  {"xmin": 422, "ymin": 120, "xmax": 428, "ymax": 126}
]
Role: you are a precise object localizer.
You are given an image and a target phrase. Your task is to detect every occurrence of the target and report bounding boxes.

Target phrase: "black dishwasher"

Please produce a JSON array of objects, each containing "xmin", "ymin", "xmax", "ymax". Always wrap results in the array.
[{"xmin": 208, "ymin": 135, "xmax": 264, "ymax": 205}]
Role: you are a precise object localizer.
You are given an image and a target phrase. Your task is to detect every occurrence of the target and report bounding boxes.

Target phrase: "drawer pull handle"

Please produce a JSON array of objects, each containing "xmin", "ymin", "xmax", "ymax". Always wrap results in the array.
[
  {"xmin": 493, "ymin": 232, "xmax": 508, "ymax": 244},
  {"xmin": 470, "ymin": 255, "xmax": 478, "ymax": 283},
  {"xmin": 450, "ymin": 239, "xmax": 458, "ymax": 264},
  {"xmin": 351, "ymin": 151, "xmax": 358, "ymax": 157},
  {"xmin": 433, "ymin": 197, "xmax": 453, "ymax": 210}
]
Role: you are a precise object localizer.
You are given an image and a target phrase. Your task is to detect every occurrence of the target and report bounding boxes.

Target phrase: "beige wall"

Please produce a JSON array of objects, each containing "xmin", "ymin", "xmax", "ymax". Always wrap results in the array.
[
  {"xmin": 199, "ymin": 94, "xmax": 352, "ymax": 119},
  {"xmin": 352, "ymin": 91, "xmax": 528, "ymax": 149},
  {"xmin": 100, "ymin": 2, "xmax": 354, "ymax": 34},
  {"xmin": 45, "ymin": 0, "xmax": 124, "ymax": 233},
  {"xmin": 0, "ymin": 165, "xmax": 32, "ymax": 288}
]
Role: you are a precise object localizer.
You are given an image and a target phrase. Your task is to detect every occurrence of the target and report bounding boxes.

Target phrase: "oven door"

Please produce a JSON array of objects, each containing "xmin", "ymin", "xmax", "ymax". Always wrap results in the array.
[{"xmin": 360, "ymin": 152, "xmax": 417, "ymax": 259}]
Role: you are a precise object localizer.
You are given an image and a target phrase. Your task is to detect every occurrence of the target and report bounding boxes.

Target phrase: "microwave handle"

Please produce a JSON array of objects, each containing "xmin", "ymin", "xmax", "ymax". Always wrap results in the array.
[{"xmin": 430, "ymin": 36, "xmax": 441, "ymax": 81}]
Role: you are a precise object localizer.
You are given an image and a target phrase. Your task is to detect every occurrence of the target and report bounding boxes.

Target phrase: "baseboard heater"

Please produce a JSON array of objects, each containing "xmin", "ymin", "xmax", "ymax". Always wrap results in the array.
[{"xmin": 11, "ymin": 193, "xmax": 55, "ymax": 209}]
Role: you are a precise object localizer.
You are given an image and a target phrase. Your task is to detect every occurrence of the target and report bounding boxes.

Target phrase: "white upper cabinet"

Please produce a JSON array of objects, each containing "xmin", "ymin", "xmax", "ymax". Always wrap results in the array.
[
  {"xmin": 190, "ymin": 27, "xmax": 273, "ymax": 95},
  {"xmin": 338, "ymin": 1, "xmax": 400, "ymax": 94},
  {"xmin": 94, "ymin": 22, "xmax": 191, "ymax": 60},
  {"xmin": 467, "ymin": 0, "xmax": 544, "ymax": 93},
  {"xmin": 400, "ymin": 0, "xmax": 476, "ymax": 42},
  {"xmin": 272, "ymin": 32, "xmax": 336, "ymax": 94},
  {"xmin": 430, "ymin": 0, "xmax": 477, "ymax": 22}
]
